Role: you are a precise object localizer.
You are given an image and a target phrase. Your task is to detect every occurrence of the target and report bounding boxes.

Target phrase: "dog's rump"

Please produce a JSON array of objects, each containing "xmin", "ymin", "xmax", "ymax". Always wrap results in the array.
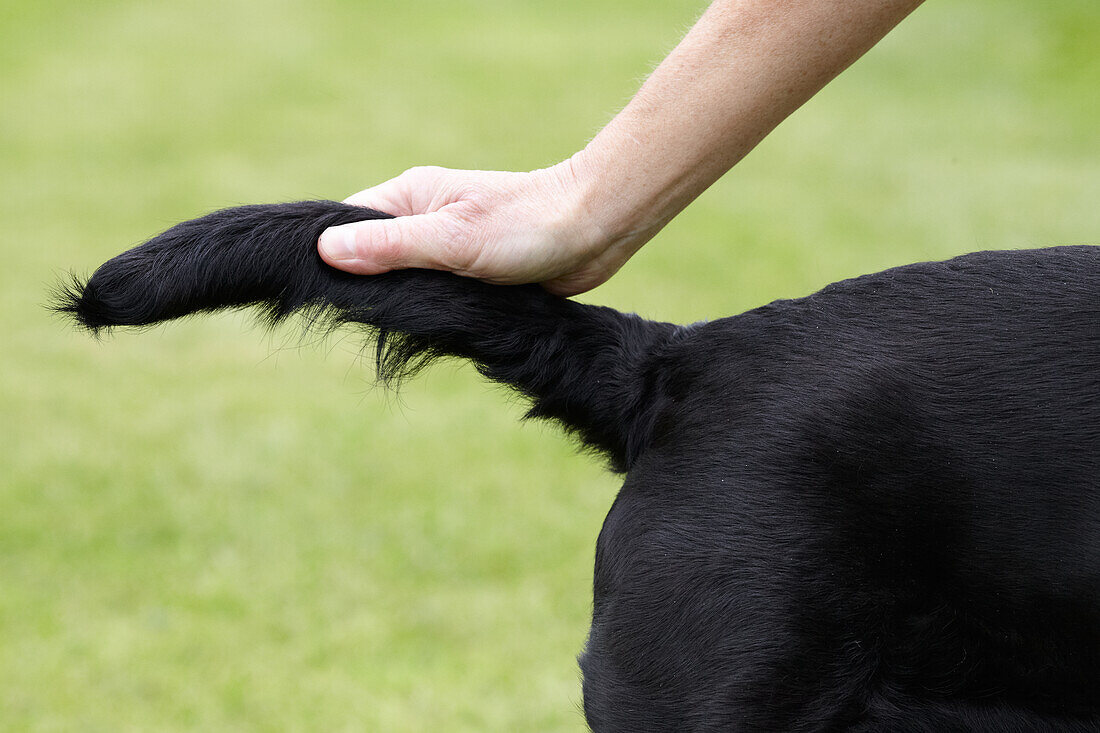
[{"xmin": 579, "ymin": 245, "xmax": 1100, "ymax": 729}]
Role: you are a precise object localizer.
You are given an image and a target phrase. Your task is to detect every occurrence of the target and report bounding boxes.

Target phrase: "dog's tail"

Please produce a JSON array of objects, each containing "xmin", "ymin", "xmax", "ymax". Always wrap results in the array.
[{"xmin": 55, "ymin": 201, "xmax": 676, "ymax": 471}]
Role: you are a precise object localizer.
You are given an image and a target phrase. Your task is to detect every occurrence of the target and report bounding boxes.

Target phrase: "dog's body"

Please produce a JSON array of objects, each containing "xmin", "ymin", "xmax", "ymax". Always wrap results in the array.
[{"xmin": 61, "ymin": 202, "xmax": 1099, "ymax": 731}]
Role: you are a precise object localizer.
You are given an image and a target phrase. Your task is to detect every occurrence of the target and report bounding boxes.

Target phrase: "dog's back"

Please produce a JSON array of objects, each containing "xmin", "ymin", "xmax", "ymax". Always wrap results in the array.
[{"xmin": 59, "ymin": 202, "xmax": 1100, "ymax": 731}]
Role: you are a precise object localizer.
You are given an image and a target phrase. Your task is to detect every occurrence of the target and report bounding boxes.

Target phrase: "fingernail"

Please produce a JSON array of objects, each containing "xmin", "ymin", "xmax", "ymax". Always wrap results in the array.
[{"xmin": 319, "ymin": 225, "xmax": 358, "ymax": 260}]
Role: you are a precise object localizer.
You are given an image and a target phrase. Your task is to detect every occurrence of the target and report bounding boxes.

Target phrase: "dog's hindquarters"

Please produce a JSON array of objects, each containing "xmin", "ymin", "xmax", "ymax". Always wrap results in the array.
[{"xmin": 56, "ymin": 201, "xmax": 675, "ymax": 470}]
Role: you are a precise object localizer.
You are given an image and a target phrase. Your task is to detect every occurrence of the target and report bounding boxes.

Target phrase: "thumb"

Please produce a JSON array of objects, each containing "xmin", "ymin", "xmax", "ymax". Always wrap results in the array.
[{"xmin": 317, "ymin": 214, "xmax": 454, "ymax": 275}]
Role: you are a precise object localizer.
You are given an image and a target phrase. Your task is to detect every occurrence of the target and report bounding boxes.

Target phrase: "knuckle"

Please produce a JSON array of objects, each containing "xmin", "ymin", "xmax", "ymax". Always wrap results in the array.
[
  {"xmin": 404, "ymin": 165, "xmax": 447, "ymax": 182},
  {"xmin": 433, "ymin": 216, "xmax": 475, "ymax": 271},
  {"xmin": 360, "ymin": 222, "xmax": 403, "ymax": 266}
]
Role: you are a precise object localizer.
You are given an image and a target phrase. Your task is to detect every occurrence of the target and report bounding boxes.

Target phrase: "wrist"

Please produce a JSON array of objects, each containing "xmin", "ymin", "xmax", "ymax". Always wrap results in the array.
[
  {"xmin": 536, "ymin": 154, "xmax": 621, "ymax": 264},
  {"xmin": 560, "ymin": 143, "xmax": 665, "ymax": 260}
]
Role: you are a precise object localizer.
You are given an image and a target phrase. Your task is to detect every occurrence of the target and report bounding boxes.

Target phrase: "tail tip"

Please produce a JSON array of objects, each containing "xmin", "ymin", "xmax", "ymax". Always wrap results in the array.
[{"xmin": 50, "ymin": 273, "xmax": 117, "ymax": 335}]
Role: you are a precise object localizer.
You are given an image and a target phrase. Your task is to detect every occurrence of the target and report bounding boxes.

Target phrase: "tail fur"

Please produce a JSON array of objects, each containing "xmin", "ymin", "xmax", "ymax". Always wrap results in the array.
[{"xmin": 55, "ymin": 201, "xmax": 675, "ymax": 471}]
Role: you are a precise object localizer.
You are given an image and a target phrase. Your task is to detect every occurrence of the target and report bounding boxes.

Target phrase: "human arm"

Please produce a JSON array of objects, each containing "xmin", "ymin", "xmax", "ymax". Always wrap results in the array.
[{"xmin": 319, "ymin": 0, "xmax": 924, "ymax": 296}]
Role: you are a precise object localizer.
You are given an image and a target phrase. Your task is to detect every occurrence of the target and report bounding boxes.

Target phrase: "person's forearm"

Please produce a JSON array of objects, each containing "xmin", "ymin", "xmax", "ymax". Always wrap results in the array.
[{"xmin": 572, "ymin": 0, "xmax": 924, "ymax": 251}]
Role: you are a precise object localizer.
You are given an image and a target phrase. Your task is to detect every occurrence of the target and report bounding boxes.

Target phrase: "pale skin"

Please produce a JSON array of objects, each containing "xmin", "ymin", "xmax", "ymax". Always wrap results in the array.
[{"xmin": 318, "ymin": 0, "xmax": 925, "ymax": 297}]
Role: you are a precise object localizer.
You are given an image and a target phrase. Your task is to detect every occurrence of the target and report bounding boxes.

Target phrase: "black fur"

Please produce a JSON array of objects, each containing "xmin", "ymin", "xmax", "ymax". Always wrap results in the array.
[{"xmin": 58, "ymin": 201, "xmax": 1100, "ymax": 731}]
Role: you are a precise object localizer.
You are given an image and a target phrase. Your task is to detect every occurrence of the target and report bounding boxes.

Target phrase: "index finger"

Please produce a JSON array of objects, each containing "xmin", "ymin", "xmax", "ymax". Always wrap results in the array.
[{"xmin": 342, "ymin": 178, "xmax": 417, "ymax": 216}]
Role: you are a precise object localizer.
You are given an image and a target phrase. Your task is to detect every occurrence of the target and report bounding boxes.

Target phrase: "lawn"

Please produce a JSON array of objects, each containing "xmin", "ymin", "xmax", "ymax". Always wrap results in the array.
[{"xmin": 1, "ymin": 0, "xmax": 1097, "ymax": 729}]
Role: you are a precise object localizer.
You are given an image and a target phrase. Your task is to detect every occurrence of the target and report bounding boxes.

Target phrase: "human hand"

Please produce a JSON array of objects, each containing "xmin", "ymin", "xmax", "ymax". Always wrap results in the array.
[{"xmin": 317, "ymin": 159, "xmax": 642, "ymax": 297}]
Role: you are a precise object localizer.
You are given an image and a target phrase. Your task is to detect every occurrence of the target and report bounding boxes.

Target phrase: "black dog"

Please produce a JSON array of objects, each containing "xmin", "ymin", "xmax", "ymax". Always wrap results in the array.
[{"xmin": 59, "ymin": 202, "xmax": 1099, "ymax": 731}]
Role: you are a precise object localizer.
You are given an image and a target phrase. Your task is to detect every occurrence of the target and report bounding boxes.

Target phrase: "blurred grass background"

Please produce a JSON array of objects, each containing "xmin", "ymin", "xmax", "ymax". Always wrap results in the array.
[{"xmin": 1, "ymin": 0, "xmax": 1097, "ymax": 729}]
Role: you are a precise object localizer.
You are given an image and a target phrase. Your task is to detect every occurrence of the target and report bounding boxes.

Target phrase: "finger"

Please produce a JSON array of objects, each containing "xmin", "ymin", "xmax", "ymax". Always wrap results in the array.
[
  {"xmin": 342, "ymin": 180, "xmax": 416, "ymax": 216},
  {"xmin": 317, "ymin": 214, "xmax": 457, "ymax": 275},
  {"xmin": 343, "ymin": 166, "xmax": 455, "ymax": 215}
]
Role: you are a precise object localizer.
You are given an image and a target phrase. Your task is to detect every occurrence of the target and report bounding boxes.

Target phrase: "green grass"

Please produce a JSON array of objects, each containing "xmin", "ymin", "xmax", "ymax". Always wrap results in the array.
[{"xmin": 1, "ymin": 0, "xmax": 1097, "ymax": 729}]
